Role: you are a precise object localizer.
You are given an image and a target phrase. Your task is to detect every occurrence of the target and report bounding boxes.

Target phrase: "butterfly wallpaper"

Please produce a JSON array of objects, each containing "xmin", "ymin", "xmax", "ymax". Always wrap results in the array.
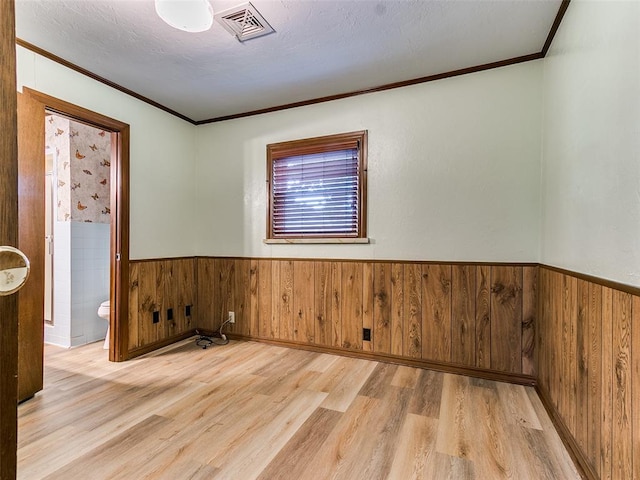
[{"xmin": 45, "ymin": 115, "xmax": 111, "ymax": 223}]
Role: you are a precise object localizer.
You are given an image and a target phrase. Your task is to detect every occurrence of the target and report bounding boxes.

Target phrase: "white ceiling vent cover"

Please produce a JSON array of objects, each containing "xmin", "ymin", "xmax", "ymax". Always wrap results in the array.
[{"xmin": 215, "ymin": 2, "xmax": 274, "ymax": 42}]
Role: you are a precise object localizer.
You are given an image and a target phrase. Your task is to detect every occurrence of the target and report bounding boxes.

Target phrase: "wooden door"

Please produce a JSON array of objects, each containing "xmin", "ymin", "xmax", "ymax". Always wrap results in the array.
[
  {"xmin": 1, "ymin": 0, "xmax": 19, "ymax": 476},
  {"xmin": 17, "ymin": 92, "xmax": 45, "ymax": 402}
]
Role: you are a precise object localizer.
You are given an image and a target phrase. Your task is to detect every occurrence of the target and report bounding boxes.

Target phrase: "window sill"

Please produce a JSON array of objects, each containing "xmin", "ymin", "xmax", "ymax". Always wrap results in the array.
[{"xmin": 264, "ymin": 238, "xmax": 370, "ymax": 245}]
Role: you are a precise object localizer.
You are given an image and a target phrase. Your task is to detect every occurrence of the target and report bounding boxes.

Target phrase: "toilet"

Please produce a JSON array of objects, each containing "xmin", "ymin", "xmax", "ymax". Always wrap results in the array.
[{"xmin": 98, "ymin": 300, "xmax": 110, "ymax": 350}]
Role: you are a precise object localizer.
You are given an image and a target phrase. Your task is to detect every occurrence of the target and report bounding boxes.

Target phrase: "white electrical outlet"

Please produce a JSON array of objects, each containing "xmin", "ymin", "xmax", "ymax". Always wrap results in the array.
[{"xmin": 228, "ymin": 311, "xmax": 235, "ymax": 324}]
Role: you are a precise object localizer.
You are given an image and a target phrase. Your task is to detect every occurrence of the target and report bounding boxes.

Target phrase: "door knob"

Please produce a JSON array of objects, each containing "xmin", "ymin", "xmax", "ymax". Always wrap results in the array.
[{"xmin": 0, "ymin": 246, "xmax": 31, "ymax": 296}]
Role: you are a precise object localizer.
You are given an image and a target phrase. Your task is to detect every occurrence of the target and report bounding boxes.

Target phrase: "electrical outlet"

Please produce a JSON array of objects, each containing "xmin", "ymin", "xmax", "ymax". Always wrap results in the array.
[
  {"xmin": 153, "ymin": 311, "xmax": 160, "ymax": 324},
  {"xmin": 228, "ymin": 311, "xmax": 235, "ymax": 324},
  {"xmin": 363, "ymin": 328, "xmax": 371, "ymax": 341}
]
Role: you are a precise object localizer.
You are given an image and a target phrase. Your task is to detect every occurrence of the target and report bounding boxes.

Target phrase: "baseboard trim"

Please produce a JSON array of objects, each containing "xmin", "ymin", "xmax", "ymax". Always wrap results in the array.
[
  {"xmin": 126, "ymin": 330, "xmax": 197, "ymax": 359},
  {"xmin": 203, "ymin": 332, "xmax": 537, "ymax": 386},
  {"xmin": 535, "ymin": 384, "xmax": 597, "ymax": 480}
]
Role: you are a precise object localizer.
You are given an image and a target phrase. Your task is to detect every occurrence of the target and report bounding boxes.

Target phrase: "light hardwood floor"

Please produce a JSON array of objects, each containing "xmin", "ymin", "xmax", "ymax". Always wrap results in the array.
[{"xmin": 18, "ymin": 339, "xmax": 581, "ymax": 479}]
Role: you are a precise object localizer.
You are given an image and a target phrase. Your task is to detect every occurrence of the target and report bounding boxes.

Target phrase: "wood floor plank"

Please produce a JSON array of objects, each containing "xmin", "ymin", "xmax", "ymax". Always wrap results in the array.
[
  {"xmin": 42, "ymin": 414, "xmax": 173, "ymax": 479},
  {"xmin": 387, "ymin": 413, "xmax": 438, "ymax": 479},
  {"xmin": 347, "ymin": 386, "xmax": 413, "ymax": 480},
  {"xmin": 436, "ymin": 374, "xmax": 472, "ymax": 459},
  {"xmin": 495, "ymin": 382, "xmax": 542, "ymax": 430},
  {"xmin": 426, "ymin": 452, "xmax": 476, "ymax": 480},
  {"xmin": 208, "ymin": 388, "xmax": 329, "ymax": 479},
  {"xmin": 465, "ymin": 383, "xmax": 517, "ymax": 478},
  {"xmin": 301, "ymin": 384, "xmax": 413, "ymax": 480},
  {"xmin": 311, "ymin": 358, "xmax": 378, "ymax": 412},
  {"xmin": 257, "ymin": 407, "xmax": 342, "ymax": 480},
  {"xmin": 408, "ymin": 368, "xmax": 444, "ymax": 418},
  {"xmin": 358, "ymin": 362, "xmax": 398, "ymax": 399},
  {"xmin": 143, "ymin": 459, "xmax": 219, "ymax": 480},
  {"xmin": 295, "ymin": 394, "xmax": 380, "ymax": 480},
  {"xmin": 525, "ymin": 388, "xmax": 583, "ymax": 480},
  {"xmin": 390, "ymin": 365, "xmax": 420, "ymax": 389},
  {"xmin": 18, "ymin": 339, "xmax": 581, "ymax": 480},
  {"xmin": 519, "ymin": 427, "xmax": 575, "ymax": 480},
  {"xmin": 302, "ymin": 351, "xmax": 338, "ymax": 373}
]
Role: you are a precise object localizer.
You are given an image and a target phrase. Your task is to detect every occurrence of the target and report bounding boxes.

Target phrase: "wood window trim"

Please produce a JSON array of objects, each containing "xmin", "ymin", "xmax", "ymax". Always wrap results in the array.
[{"xmin": 266, "ymin": 130, "xmax": 368, "ymax": 242}]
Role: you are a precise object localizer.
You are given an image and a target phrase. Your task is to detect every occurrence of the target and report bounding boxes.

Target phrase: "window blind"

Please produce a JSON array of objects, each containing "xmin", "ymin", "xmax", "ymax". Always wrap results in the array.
[{"xmin": 271, "ymin": 148, "xmax": 360, "ymax": 237}]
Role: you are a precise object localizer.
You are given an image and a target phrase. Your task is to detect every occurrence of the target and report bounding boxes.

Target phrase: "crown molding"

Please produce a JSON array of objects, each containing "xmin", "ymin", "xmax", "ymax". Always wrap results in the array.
[{"xmin": 16, "ymin": 0, "xmax": 571, "ymax": 125}]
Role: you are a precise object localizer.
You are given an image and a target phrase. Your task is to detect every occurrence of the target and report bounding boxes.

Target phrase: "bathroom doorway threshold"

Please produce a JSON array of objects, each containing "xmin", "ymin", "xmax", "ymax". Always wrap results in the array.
[{"xmin": 21, "ymin": 87, "xmax": 130, "ymax": 363}]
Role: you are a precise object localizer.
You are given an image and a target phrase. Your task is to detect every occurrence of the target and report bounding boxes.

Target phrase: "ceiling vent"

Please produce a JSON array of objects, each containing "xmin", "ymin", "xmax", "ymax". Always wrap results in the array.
[{"xmin": 214, "ymin": 2, "xmax": 274, "ymax": 42}]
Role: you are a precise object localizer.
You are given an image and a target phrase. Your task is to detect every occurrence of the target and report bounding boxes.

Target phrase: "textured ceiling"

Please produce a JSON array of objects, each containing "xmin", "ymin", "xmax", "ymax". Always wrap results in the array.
[{"xmin": 15, "ymin": 0, "xmax": 563, "ymax": 123}]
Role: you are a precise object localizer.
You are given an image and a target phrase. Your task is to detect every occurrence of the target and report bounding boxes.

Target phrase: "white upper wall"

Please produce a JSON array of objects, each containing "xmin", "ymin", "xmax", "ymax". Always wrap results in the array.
[
  {"xmin": 16, "ymin": 1, "xmax": 638, "ymax": 282},
  {"xmin": 16, "ymin": 45, "xmax": 197, "ymax": 260},
  {"xmin": 195, "ymin": 61, "xmax": 543, "ymax": 262},
  {"xmin": 540, "ymin": 0, "xmax": 640, "ymax": 286}
]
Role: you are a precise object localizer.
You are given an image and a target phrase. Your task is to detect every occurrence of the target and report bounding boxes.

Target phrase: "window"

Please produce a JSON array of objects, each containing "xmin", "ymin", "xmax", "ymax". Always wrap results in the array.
[{"xmin": 266, "ymin": 131, "xmax": 367, "ymax": 242}]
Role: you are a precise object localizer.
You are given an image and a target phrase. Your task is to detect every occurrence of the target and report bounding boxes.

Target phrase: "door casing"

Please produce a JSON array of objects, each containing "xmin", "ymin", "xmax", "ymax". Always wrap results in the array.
[
  {"xmin": 17, "ymin": 91, "xmax": 45, "ymax": 402},
  {"xmin": 0, "ymin": 0, "xmax": 19, "ymax": 475},
  {"xmin": 21, "ymin": 87, "xmax": 130, "ymax": 363}
]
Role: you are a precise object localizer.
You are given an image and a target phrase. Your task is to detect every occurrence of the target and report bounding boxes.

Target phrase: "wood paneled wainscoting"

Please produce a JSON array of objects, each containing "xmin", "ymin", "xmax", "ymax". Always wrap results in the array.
[
  {"xmin": 124, "ymin": 257, "xmax": 640, "ymax": 480},
  {"xmin": 537, "ymin": 266, "xmax": 640, "ymax": 480},
  {"xmin": 196, "ymin": 258, "xmax": 538, "ymax": 383},
  {"xmin": 127, "ymin": 258, "xmax": 196, "ymax": 355}
]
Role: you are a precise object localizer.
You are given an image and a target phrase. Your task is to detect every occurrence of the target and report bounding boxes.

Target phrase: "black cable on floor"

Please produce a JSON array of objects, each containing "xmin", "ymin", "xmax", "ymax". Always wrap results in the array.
[
  {"xmin": 194, "ymin": 329, "xmax": 229, "ymax": 349},
  {"xmin": 195, "ymin": 335, "xmax": 214, "ymax": 349}
]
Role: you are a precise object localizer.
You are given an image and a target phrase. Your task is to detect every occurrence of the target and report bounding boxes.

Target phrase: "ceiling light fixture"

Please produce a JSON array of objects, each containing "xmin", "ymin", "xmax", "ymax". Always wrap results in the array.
[{"xmin": 155, "ymin": 0, "xmax": 214, "ymax": 33}]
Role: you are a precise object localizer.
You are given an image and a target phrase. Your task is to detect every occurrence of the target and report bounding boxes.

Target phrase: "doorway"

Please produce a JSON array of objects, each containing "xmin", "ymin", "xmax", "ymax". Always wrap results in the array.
[
  {"xmin": 18, "ymin": 88, "xmax": 130, "ymax": 384},
  {"xmin": 43, "ymin": 112, "xmax": 113, "ymax": 350}
]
